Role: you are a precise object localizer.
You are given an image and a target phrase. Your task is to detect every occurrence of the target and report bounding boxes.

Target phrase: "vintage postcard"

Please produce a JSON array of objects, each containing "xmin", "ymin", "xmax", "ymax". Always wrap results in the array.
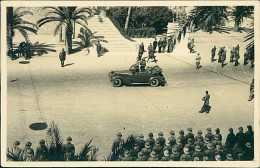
[{"xmin": 1, "ymin": 0, "xmax": 259, "ymax": 167}]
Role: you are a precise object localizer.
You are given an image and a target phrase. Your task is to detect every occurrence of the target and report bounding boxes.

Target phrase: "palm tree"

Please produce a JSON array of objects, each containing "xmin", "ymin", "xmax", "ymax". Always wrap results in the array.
[
  {"xmin": 6, "ymin": 7, "xmax": 38, "ymax": 50},
  {"xmin": 244, "ymin": 26, "xmax": 254, "ymax": 64},
  {"xmin": 231, "ymin": 6, "xmax": 254, "ymax": 32},
  {"xmin": 37, "ymin": 7, "xmax": 92, "ymax": 54},
  {"xmin": 187, "ymin": 6, "xmax": 228, "ymax": 33},
  {"xmin": 124, "ymin": 7, "xmax": 131, "ymax": 34},
  {"xmin": 77, "ymin": 27, "xmax": 93, "ymax": 47}
]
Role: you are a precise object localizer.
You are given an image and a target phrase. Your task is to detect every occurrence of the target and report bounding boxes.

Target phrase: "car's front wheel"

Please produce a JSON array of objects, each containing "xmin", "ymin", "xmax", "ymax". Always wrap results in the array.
[
  {"xmin": 150, "ymin": 78, "xmax": 159, "ymax": 87},
  {"xmin": 113, "ymin": 78, "xmax": 123, "ymax": 87}
]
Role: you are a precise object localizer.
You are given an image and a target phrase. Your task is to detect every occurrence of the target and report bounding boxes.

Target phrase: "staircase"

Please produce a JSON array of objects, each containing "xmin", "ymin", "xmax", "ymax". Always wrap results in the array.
[{"xmin": 79, "ymin": 12, "xmax": 136, "ymax": 57}]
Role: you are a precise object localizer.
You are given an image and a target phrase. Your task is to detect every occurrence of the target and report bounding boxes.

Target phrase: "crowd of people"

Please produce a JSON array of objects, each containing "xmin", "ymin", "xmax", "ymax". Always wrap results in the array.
[
  {"xmin": 111, "ymin": 125, "xmax": 254, "ymax": 161},
  {"xmin": 8, "ymin": 41, "xmax": 32, "ymax": 60}
]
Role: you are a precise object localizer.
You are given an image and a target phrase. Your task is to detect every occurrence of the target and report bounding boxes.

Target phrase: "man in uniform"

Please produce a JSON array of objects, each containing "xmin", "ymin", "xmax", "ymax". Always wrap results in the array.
[
  {"xmin": 156, "ymin": 132, "xmax": 166, "ymax": 147},
  {"xmin": 211, "ymin": 46, "xmax": 216, "ymax": 62},
  {"xmin": 168, "ymin": 131, "xmax": 176, "ymax": 146},
  {"xmin": 140, "ymin": 58, "xmax": 146, "ymax": 72},
  {"xmin": 199, "ymin": 91, "xmax": 211, "ymax": 113},
  {"xmin": 153, "ymin": 39, "xmax": 158, "ymax": 52},
  {"xmin": 148, "ymin": 43, "xmax": 155, "ymax": 62},
  {"xmin": 21, "ymin": 142, "xmax": 34, "ymax": 161},
  {"xmin": 146, "ymin": 132, "xmax": 155, "ymax": 148},
  {"xmin": 162, "ymin": 37, "xmax": 167, "ymax": 52},
  {"xmin": 178, "ymin": 130, "xmax": 185, "ymax": 145},
  {"xmin": 245, "ymin": 125, "xmax": 254, "ymax": 146},
  {"xmin": 195, "ymin": 53, "xmax": 201, "ymax": 69},
  {"xmin": 137, "ymin": 134, "xmax": 146, "ymax": 150},
  {"xmin": 59, "ymin": 48, "xmax": 66, "ymax": 67},
  {"xmin": 230, "ymin": 47, "xmax": 235, "ymax": 63},
  {"xmin": 185, "ymin": 128, "xmax": 194, "ymax": 144},
  {"xmin": 248, "ymin": 79, "xmax": 254, "ymax": 101},
  {"xmin": 9, "ymin": 141, "xmax": 22, "ymax": 161},
  {"xmin": 215, "ymin": 128, "xmax": 222, "ymax": 141},
  {"xmin": 205, "ymin": 128, "xmax": 214, "ymax": 142},
  {"xmin": 111, "ymin": 132, "xmax": 124, "ymax": 153},
  {"xmin": 234, "ymin": 48, "xmax": 240, "ymax": 66},
  {"xmin": 138, "ymin": 42, "xmax": 145, "ymax": 58},
  {"xmin": 234, "ymin": 126, "xmax": 245, "ymax": 153},
  {"xmin": 225, "ymin": 128, "xmax": 236, "ymax": 153},
  {"xmin": 158, "ymin": 38, "xmax": 163, "ymax": 53},
  {"xmin": 35, "ymin": 139, "xmax": 49, "ymax": 161},
  {"xmin": 244, "ymin": 50, "xmax": 249, "ymax": 65},
  {"xmin": 63, "ymin": 136, "xmax": 75, "ymax": 161},
  {"xmin": 221, "ymin": 47, "xmax": 226, "ymax": 67},
  {"xmin": 97, "ymin": 41, "xmax": 102, "ymax": 57},
  {"xmin": 122, "ymin": 150, "xmax": 133, "ymax": 161}
]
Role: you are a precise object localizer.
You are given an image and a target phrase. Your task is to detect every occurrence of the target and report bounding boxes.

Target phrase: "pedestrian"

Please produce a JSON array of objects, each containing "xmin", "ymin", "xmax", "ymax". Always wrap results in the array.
[
  {"xmin": 199, "ymin": 91, "xmax": 211, "ymax": 113},
  {"xmin": 148, "ymin": 151, "xmax": 159, "ymax": 161},
  {"xmin": 146, "ymin": 132, "xmax": 155, "ymax": 148},
  {"xmin": 63, "ymin": 136, "xmax": 75, "ymax": 161},
  {"xmin": 217, "ymin": 47, "xmax": 223, "ymax": 63},
  {"xmin": 230, "ymin": 47, "xmax": 235, "ymax": 63},
  {"xmin": 168, "ymin": 131, "xmax": 176, "ymax": 146},
  {"xmin": 9, "ymin": 141, "xmax": 22, "ymax": 161},
  {"xmin": 139, "ymin": 42, "xmax": 145, "ymax": 58},
  {"xmin": 214, "ymin": 128, "xmax": 222, "ymax": 141},
  {"xmin": 195, "ymin": 53, "xmax": 201, "ymax": 69},
  {"xmin": 35, "ymin": 139, "xmax": 49, "ymax": 161},
  {"xmin": 234, "ymin": 49, "xmax": 240, "ymax": 66},
  {"xmin": 153, "ymin": 39, "xmax": 158, "ymax": 52},
  {"xmin": 158, "ymin": 38, "xmax": 163, "ymax": 53},
  {"xmin": 244, "ymin": 50, "xmax": 249, "ymax": 65},
  {"xmin": 185, "ymin": 128, "xmax": 195, "ymax": 143},
  {"xmin": 248, "ymin": 79, "xmax": 254, "ymax": 101},
  {"xmin": 147, "ymin": 43, "xmax": 155, "ymax": 62},
  {"xmin": 137, "ymin": 134, "xmax": 146, "ymax": 150},
  {"xmin": 234, "ymin": 127, "xmax": 245, "ymax": 153},
  {"xmin": 59, "ymin": 48, "xmax": 66, "ymax": 67},
  {"xmin": 96, "ymin": 41, "xmax": 102, "ymax": 57},
  {"xmin": 245, "ymin": 125, "xmax": 254, "ymax": 146},
  {"xmin": 21, "ymin": 142, "xmax": 34, "ymax": 161},
  {"xmin": 221, "ymin": 47, "xmax": 226, "ymax": 67},
  {"xmin": 111, "ymin": 132, "xmax": 124, "ymax": 153},
  {"xmin": 156, "ymin": 132, "xmax": 166, "ymax": 147},
  {"xmin": 180, "ymin": 148, "xmax": 191, "ymax": 161},
  {"xmin": 205, "ymin": 127, "xmax": 214, "ymax": 142},
  {"xmin": 211, "ymin": 46, "xmax": 216, "ymax": 62},
  {"xmin": 140, "ymin": 58, "xmax": 146, "ymax": 72},
  {"xmin": 142, "ymin": 142, "xmax": 152, "ymax": 160},
  {"xmin": 162, "ymin": 37, "xmax": 167, "ymax": 52},
  {"xmin": 135, "ymin": 152, "xmax": 146, "ymax": 161},
  {"xmin": 122, "ymin": 150, "xmax": 133, "ymax": 161},
  {"xmin": 161, "ymin": 150, "xmax": 171, "ymax": 161},
  {"xmin": 225, "ymin": 128, "xmax": 236, "ymax": 153},
  {"xmin": 170, "ymin": 147, "xmax": 180, "ymax": 161},
  {"xmin": 25, "ymin": 43, "xmax": 31, "ymax": 60}
]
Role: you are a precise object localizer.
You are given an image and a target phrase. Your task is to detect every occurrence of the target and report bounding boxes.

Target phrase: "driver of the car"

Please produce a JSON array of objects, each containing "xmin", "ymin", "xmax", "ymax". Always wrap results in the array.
[{"xmin": 130, "ymin": 63, "xmax": 139, "ymax": 73}]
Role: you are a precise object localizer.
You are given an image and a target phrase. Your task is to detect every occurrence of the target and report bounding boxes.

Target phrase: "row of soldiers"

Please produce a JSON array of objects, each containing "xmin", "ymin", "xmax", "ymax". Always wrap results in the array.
[
  {"xmin": 8, "ymin": 41, "xmax": 31, "ymax": 60},
  {"xmin": 111, "ymin": 125, "xmax": 254, "ymax": 161},
  {"xmin": 7, "ymin": 136, "xmax": 75, "ymax": 161},
  {"xmin": 211, "ymin": 44, "xmax": 254, "ymax": 68}
]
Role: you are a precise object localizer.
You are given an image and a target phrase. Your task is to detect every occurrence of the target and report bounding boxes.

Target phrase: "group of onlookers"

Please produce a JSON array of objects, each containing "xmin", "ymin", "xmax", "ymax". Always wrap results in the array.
[
  {"xmin": 8, "ymin": 41, "xmax": 31, "ymax": 60},
  {"xmin": 111, "ymin": 125, "xmax": 254, "ymax": 161}
]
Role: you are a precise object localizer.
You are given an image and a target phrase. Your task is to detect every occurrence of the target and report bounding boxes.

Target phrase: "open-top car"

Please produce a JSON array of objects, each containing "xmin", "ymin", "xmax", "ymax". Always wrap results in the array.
[{"xmin": 108, "ymin": 65, "xmax": 167, "ymax": 87}]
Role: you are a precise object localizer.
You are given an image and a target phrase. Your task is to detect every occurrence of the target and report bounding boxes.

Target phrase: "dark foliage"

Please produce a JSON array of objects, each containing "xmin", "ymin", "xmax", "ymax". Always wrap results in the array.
[{"xmin": 128, "ymin": 27, "xmax": 156, "ymax": 38}]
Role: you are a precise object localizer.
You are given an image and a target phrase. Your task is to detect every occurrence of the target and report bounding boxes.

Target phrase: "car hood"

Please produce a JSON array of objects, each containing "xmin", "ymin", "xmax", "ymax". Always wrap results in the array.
[{"xmin": 112, "ymin": 70, "xmax": 132, "ymax": 75}]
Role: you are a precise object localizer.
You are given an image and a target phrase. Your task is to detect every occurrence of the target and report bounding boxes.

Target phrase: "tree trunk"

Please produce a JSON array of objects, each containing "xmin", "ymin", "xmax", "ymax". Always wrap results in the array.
[
  {"xmin": 59, "ymin": 26, "xmax": 63, "ymax": 42},
  {"xmin": 124, "ymin": 7, "xmax": 131, "ymax": 34},
  {"xmin": 73, "ymin": 20, "xmax": 76, "ymax": 39},
  {"xmin": 65, "ymin": 26, "xmax": 73, "ymax": 54},
  {"xmin": 7, "ymin": 7, "xmax": 13, "ymax": 50},
  {"xmin": 234, "ymin": 20, "xmax": 240, "ymax": 32}
]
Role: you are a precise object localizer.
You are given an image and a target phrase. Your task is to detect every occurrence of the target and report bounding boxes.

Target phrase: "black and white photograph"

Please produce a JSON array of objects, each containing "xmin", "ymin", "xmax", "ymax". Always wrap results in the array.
[{"xmin": 1, "ymin": 1, "xmax": 259, "ymax": 167}]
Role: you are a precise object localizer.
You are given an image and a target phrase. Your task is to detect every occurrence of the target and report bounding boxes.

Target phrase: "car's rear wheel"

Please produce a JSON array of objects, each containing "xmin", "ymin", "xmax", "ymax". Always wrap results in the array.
[
  {"xmin": 113, "ymin": 78, "xmax": 122, "ymax": 87},
  {"xmin": 150, "ymin": 78, "xmax": 159, "ymax": 87}
]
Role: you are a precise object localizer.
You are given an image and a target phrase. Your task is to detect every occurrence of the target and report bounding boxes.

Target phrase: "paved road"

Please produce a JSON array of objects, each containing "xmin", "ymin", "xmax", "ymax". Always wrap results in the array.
[{"xmin": 6, "ymin": 34, "xmax": 254, "ymax": 160}]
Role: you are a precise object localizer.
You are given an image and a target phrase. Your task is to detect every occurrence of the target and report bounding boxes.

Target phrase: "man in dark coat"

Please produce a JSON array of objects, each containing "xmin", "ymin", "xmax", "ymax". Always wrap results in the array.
[
  {"xmin": 35, "ymin": 139, "xmax": 49, "ymax": 161},
  {"xmin": 234, "ymin": 49, "xmax": 240, "ymax": 66},
  {"xmin": 136, "ymin": 152, "xmax": 146, "ymax": 161},
  {"xmin": 59, "ymin": 48, "xmax": 66, "ymax": 67},
  {"xmin": 168, "ymin": 131, "xmax": 176, "ymax": 146},
  {"xmin": 146, "ymin": 132, "xmax": 155, "ymax": 148},
  {"xmin": 162, "ymin": 37, "xmax": 167, "ymax": 52},
  {"xmin": 97, "ymin": 41, "xmax": 102, "ymax": 57},
  {"xmin": 214, "ymin": 128, "xmax": 222, "ymax": 141},
  {"xmin": 199, "ymin": 91, "xmax": 211, "ymax": 113},
  {"xmin": 153, "ymin": 39, "xmax": 158, "ymax": 52},
  {"xmin": 205, "ymin": 128, "xmax": 214, "ymax": 142},
  {"xmin": 111, "ymin": 132, "xmax": 124, "ymax": 153},
  {"xmin": 225, "ymin": 128, "xmax": 236, "ymax": 153},
  {"xmin": 243, "ymin": 142, "xmax": 254, "ymax": 161},
  {"xmin": 192, "ymin": 145, "xmax": 203, "ymax": 161},
  {"xmin": 122, "ymin": 150, "xmax": 133, "ymax": 161},
  {"xmin": 211, "ymin": 46, "xmax": 216, "ymax": 62},
  {"xmin": 137, "ymin": 134, "xmax": 146, "ymax": 150},
  {"xmin": 221, "ymin": 48, "xmax": 226, "ymax": 67},
  {"xmin": 158, "ymin": 38, "xmax": 163, "ymax": 53},
  {"xmin": 140, "ymin": 58, "xmax": 146, "ymax": 72},
  {"xmin": 234, "ymin": 127, "xmax": 245, "ymax": 153},
  {"xmin": 156, "ymin": 132, "xmax": 166, "ymax": 147},
  {"xmin": 139, "ymin": 42, "xmax": 145, "ymax": 57},
  {"xmin": 245, "ymin": 125, "xmax": 254, "ymax": 146},
  {"xmin": 63, "ymin": 136, "xmax": 75, "ymax": 161},
  {"xmin": 203, "ymin": 143, "xmax": 215, "ymax": 161},
  {"xmin": 178, "ymin": 130, "xmax": 186, "ymax": 145},
  {"xmin": 185, "ymin": 128, "xmax": 195, "ymax": 144},
  {"xmin": 230, "ymin": 47, "xmax": 235, "ymax": 63}
]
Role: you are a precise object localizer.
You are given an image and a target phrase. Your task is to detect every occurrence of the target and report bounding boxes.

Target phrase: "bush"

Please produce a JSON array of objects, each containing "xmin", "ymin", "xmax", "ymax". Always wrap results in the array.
[{"xmin": 128, "ymin": 27, "xmax": 156, "ymax": 38}]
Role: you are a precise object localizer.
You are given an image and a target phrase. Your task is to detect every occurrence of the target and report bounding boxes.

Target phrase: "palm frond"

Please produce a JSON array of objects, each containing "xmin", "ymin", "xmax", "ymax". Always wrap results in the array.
[
  {"xmin": 88, "ymin": 147, "xmax": 99, "ymax": 161},
  {"xmin": 78, "ymin": 139, "xmax": 93, "ymax": 161},
  {"xmin": 54, "ymin": 22, "xmax": 64, "ymax": 36},
  {"xmin": 37, "ymin": 17, "xmax": 62, "ymax": 27},
  {"xmin": 17, "ymin": 28, "xmax": 29, "ymax": 42},
  {"xmin": 13, "ymin": 25, "xmax": 37, "ymax": 34}
]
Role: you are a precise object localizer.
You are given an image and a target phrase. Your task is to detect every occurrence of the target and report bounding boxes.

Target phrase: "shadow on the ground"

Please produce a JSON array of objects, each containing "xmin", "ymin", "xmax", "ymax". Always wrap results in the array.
[
  {"xmin": 71, "ymin": 41, "xmax": 86, "ymax": 54},
  {"xmin": 10, "ymin": 79, "xmax": 19, "ymax": 82},
  {"xmin": 19, "ymin": 61, "xmax": 30, "ymax": 64},
  {"xmin": 64, "ymin": 63, "xmax": 74, "ymax": 67},
  {"xmin": 31, "ymin": 42, "xmax": 57, "ymax": 56}
]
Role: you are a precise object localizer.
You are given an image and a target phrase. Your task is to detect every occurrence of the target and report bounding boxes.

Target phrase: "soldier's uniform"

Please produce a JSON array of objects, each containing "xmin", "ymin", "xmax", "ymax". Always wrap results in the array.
[
  {"xmin": 173, "ymin": 138, "xmax": 184, "ymax": 155},
  {"xmin": 139, "ymin": 43, "xmax": 145, "ymax": 57},
  {"xmin": 203, "ymin": 143, "xmax": 215, "ymax": 161},
  {"xmin": 230, "ymin": 48, "xmax": 235, "ymax": 63},
  {"xmin": 234, "ymin": 50, "xmax": 240, "ymax": 66},
  {"xmin": 180, "ymin": 148, "xmax": 191, "ymax": 161},
  {"xmin": 225, "ymin": 128, "xmax": 236, "ymax": 153},
  {"xmin": 158, "ymin": 39, "xmax": 163, "ymax": 53},
  {"xmin": 156, "ymin": 132, "xmax": 166, "ymax": 147},
  {"xmin": 137, "ymin": 134, "xmax": 146, "ymax": 150},
  {"xmin": 170, "ymin": 147, "xmax": 180, "ymax": 161},
  {"xmin": 146, "ymin": 133, "xmax": 155, "ymax": 148},
  {"xmin": 162, "ymin": 140, "xmax": 172, "ymax": 154},
  {"xmin": 212, "ymin": 134, "xmax": 222, "ymax": 147},
  {"xmin": 152, "ymin": 141, "xmax": 163, "ymax": 155},
  {"xmin": 205, "ymin": 128, "xmax": 214, "ymax": 141},
  {"xmin": 245, "ymin": 125, "xmax": 254, "ymax": 145},
  {"xmin": 221, "ymin": 49, "xmax": 226, "ymax": 67},
  {"xmin": 63, "ymin": 137, "xmax": 75, "ymax": 161},
  {"xmin": 243, "ymin": 142, "xmax": 254, "ymax": 161},
  {"xmin": 215, "ymin": 145, "xmax": 225, "ymax": 161},
  {"xmin": 244, "ymin": 51, "xmax": 249, "ymax": 65},
  {"xmin": 140, "ymin": 59, "xmax": 146, "ymax": 72},
  {"xmin": 214, "ymin": 128, "xmax": 222, "ymax": 141},
  {"xmin": 148, "ymin": 151, "xmax": 159, "ymax": 161},
  {"xmin": 142, "ymin": 142, "xmax": 152, "ymax": 160},
  {"xmin": 185, "ymin": 128, "xmax": 195, "ymax": 144},
  {"xmin": 130, "ymin": 144, "xmax": 139, "ymax": 160},
  {"xmin": 184, "ymin": 138, "xmax": 195, "ymax": 155},
  {"xmin": 135, "ymin": 152, "xmax": 146, "ymax": 161},
  {"xmin": 35, "ymin": 140, "xmax": 48, "ymax": 161},
  {"xmin": 122, "ymin": 150, "xmax": 133, "ymax": 161},
  {"xmin": 192, "ymin": 145, "xmax": 203, "ymax": 161},
  {"xmin": 153, "ymin": 39, "xmax": 158, "ymax": 52},
  {"xmin": 161, "ymin": 150, "xmax": 171, "ymax": 161},
  {"xmin": 9, "ymin": 141, "xmax": 22, "ymax": 160},
  {"xmin": 59, "ymin": 49, "xmax": 66, "ymax": 67},
  {"xmin": 168, "ymin": 131, "xmax": 176, "ymax": 146},
  {"xmin": 211, "ymin": 46, "xmax": 216, "ymax": 62},
  {"xmin": 235, "ymin": 127, "xmax": 245, "ymax": 153},
  {"xmin": 111, "ymin": 133, "xmax": 124, "ymax": 153}
]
